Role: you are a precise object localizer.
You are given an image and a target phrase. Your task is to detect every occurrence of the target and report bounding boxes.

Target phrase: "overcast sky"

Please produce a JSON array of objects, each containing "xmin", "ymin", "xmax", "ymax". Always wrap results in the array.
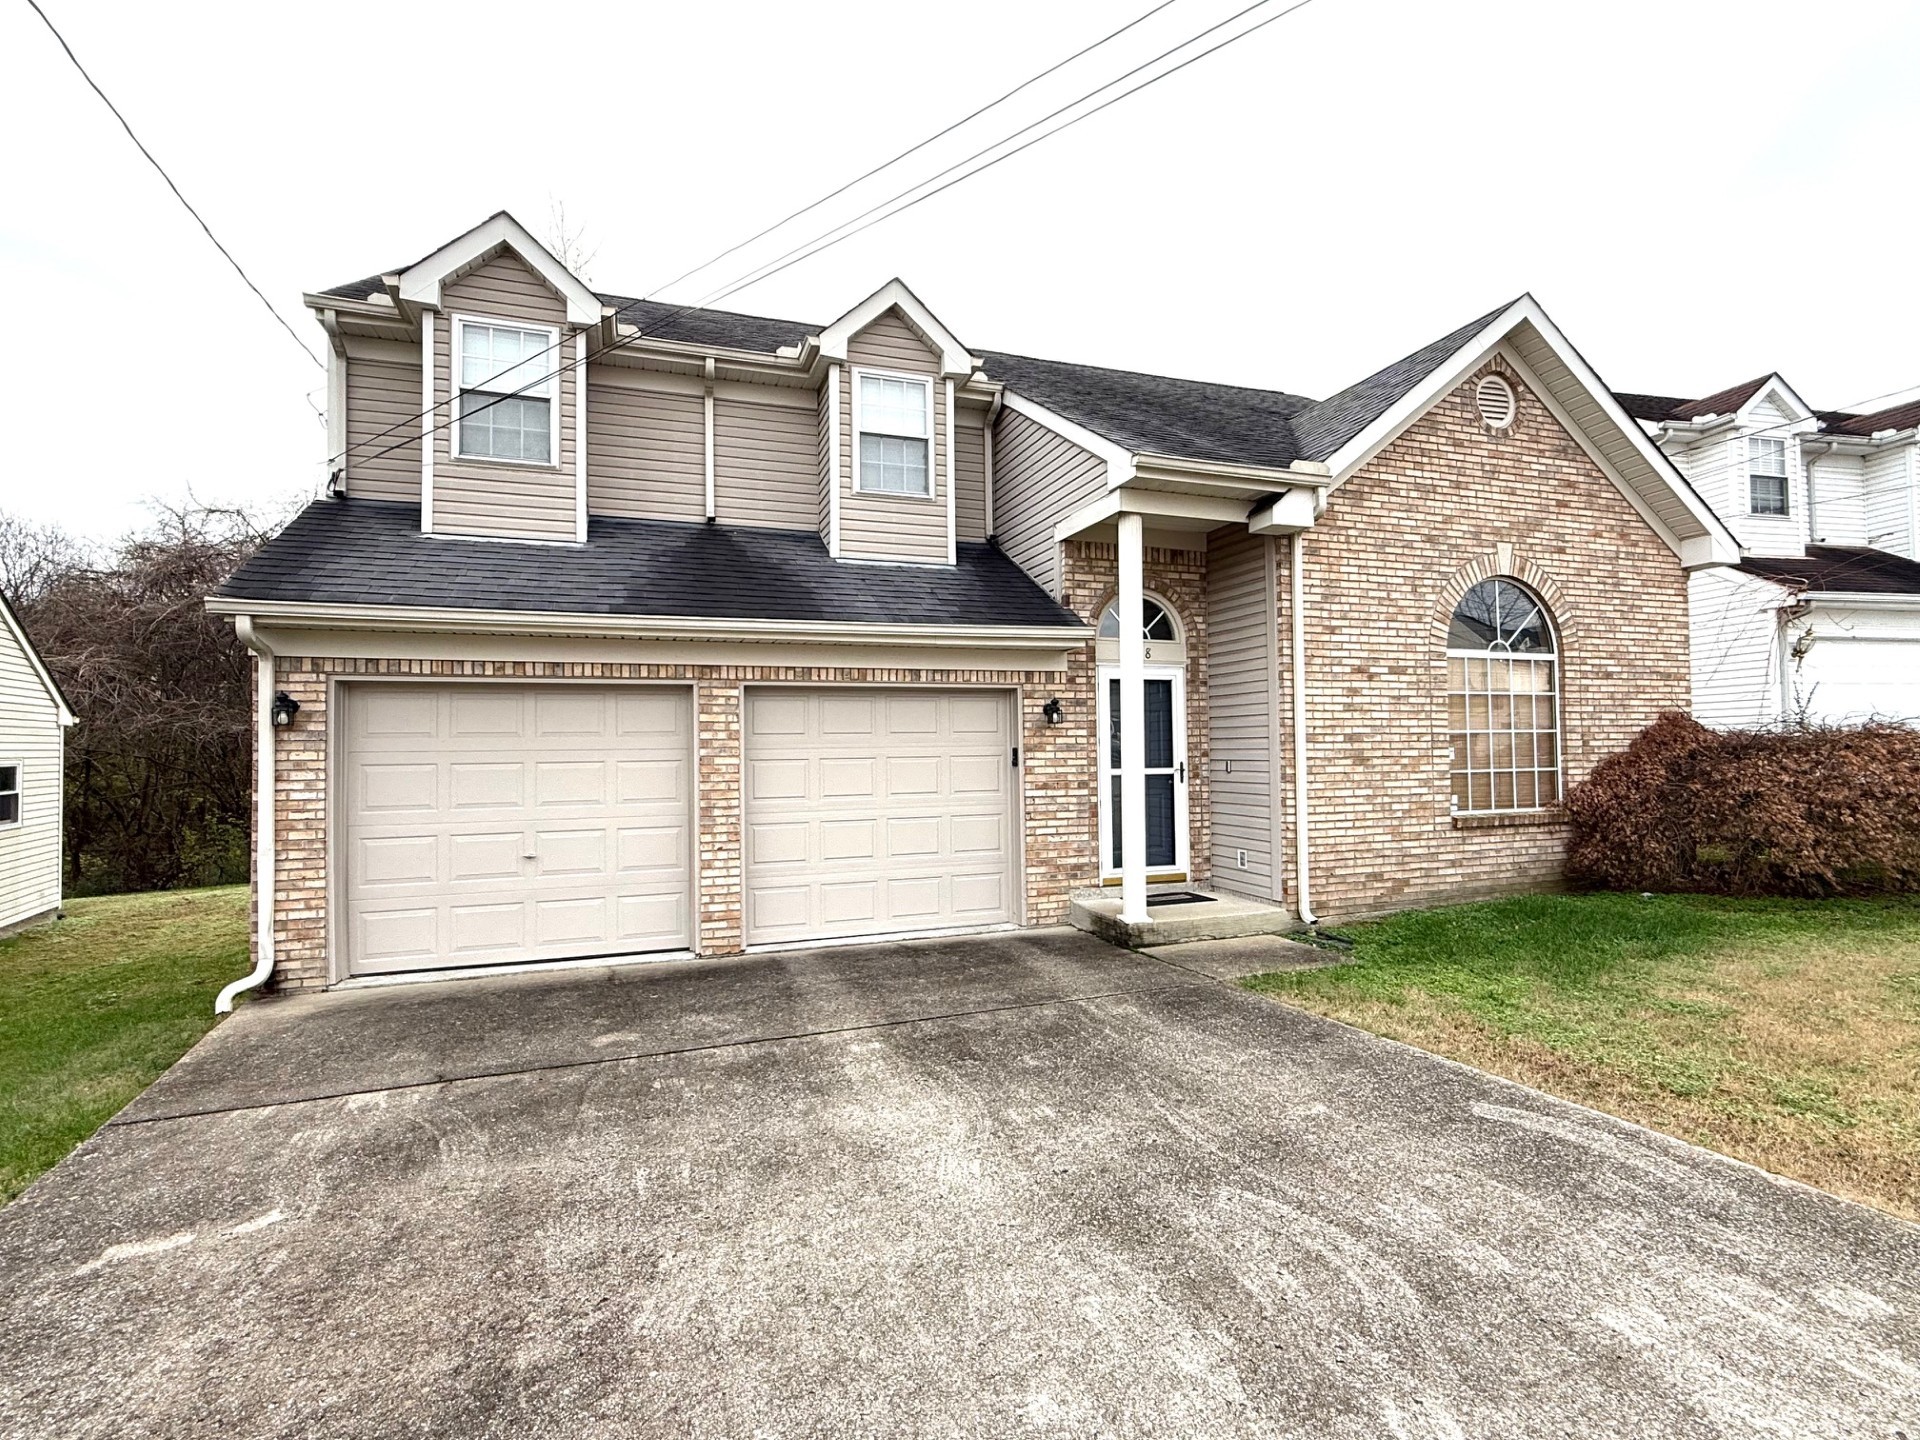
[{"xmin": 4, "ymin": 0, "xmax": 1915, "ymax": 541}]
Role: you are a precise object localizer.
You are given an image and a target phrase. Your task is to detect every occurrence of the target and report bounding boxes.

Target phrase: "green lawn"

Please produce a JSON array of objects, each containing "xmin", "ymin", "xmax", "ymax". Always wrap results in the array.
[
  {"xmin": 1246, "ymin": 893, "xmax": 1920, "ymax": 1220},
  {"xmin": 0, "ymin": 886, "xmax": 248, "ymax": 1205}
]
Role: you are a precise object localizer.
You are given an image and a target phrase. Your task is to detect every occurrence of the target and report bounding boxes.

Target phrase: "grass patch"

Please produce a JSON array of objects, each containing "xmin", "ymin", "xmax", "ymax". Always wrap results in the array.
[
  {"xmin": 1245, "ymin": 892, "xmax": 1920, "ymax": 1220},
  {"xmin": 0, "ymin": 887, "xmax": 248, "ymax": 1205}
]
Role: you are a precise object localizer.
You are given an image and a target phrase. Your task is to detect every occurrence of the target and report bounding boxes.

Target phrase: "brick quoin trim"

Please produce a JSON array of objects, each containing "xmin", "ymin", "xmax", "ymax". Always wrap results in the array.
[
  {"xmin": 259, "ymin": 654, "xmax": 1107, "ymax": 991},
  {"xmin": 1282, "ymin": 357, "xmax": 1690, "ymax": 919}
]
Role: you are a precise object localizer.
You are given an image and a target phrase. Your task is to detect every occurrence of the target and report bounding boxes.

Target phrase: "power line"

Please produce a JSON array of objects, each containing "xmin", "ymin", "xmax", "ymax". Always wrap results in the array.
[
  {"xmin": 344, "ymin": 0, "xmax": 1324, "ymax": 474},
  {"xmin": 642, "ymin": 0, "xmax": 1187, "ymax": 301},
  {"xmin": 24, "ymin": 0, "xmax": 324, "ymax": 372}
]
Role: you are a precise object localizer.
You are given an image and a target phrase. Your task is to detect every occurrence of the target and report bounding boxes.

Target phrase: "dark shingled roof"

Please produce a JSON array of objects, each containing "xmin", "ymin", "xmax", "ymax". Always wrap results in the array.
[
  {"xmin": 1824, "ymin": 399, "xmax": 1920, "ymax": 437},
  {"xmin": 1615, "ymin": 377, "xmax": 1772, "ymax": 423},
  {"xmin": 979, "ymin": 351, "xmax": 1316, "ymax": 469},
  {"xmin": 216, "ymin": 500, "xmax": 1086, "ymax": 629},
  {"xmin": 1739, "ymin": 546, "xmax": 1920, "ymax": 596},
  {"xmin": 1283, "ymin": 303, "xmax": 1513, "ymax": 462}
]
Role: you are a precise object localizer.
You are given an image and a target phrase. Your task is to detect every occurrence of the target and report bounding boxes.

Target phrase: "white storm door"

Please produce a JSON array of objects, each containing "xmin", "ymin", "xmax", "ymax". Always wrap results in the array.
[
  {"xmin": 742, "ymin": 688, "xmax": 1017, "ymax": 946},
  {"xmin": 343, "ymin": 684, "xmax": 693, "ymax": 976},
  {"xmin": 1097, "ymin": 664, "xmax": 1188, "ymax": 878}
]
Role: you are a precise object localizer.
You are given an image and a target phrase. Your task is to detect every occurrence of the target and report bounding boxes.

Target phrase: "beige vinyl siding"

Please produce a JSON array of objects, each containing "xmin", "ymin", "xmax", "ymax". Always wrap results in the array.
[
  {"xmin": 991, "ymin": 408, "xmax": 1108, "ymax": 595},
  {"xmin": 586, "ymin": 380, "xmax": 705, "ymax": 521},
  {"xmin": 715, "ymin": 395, "xmax": 819, "ymax": 531},
  {"xmin": 0, "ymin": 620, "xmax": 63, "ymax": 930},
  {"xmin": 433, "ymin": 251, "xmax": 577, "ymax": 541},
  {"xmin": 1207, "ymin": 529, "xmax": 1278, "ymax": 900},
  {"xmin": 841, "ymin": 310, "xmax": 950, "ymax": 564},
  {"xmin": 817, "ymin": 379, "xmax": 833, "ymax": 545},
  {"xmin": 343, "ymin": 336, "xmax": 422, "ymax": 503},
  {"xmin": 954, "ymin": 404, "xmax": 988, "ymax": 542}
]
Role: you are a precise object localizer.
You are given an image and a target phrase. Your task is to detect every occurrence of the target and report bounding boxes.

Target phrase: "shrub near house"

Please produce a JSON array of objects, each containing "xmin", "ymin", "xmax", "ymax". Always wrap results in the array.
[{"xmin": 1566, "ymin": 712, "xmax": 1920, "ymax": 895}]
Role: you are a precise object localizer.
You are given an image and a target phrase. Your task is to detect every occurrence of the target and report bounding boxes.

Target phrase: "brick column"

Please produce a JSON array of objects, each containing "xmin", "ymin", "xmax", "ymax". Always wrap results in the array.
[{"xmin": 696, "ymin": 680, "xmax": 743, "ymax": 954}]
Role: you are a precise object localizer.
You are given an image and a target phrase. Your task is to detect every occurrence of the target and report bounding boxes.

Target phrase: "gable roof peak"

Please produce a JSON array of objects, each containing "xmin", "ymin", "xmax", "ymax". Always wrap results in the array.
[{"xmin": 394, "ymin": 211, "xmax": 602, "ymax": 326}]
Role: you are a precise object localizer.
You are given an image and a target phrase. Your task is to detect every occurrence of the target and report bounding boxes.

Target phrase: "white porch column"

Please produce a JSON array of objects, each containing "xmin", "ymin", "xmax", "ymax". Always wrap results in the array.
[{"xmin": 1117, "ymin": 511, "xmax": 1149, "ymax": 924}]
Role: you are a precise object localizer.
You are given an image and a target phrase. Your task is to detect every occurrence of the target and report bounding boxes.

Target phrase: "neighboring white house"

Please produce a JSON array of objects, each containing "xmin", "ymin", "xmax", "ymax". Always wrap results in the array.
[
  {"xmin": 0, "ymin": 592, "xmax": 74, "ymax": 936},
  {"xmin": 1618, "ymin": 377, "xmax": 1920, "ymax": 727}
]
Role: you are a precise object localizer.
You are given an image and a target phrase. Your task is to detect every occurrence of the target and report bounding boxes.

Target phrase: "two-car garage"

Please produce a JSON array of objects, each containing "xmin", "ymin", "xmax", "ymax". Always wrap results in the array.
[{"xmin": 340, "ymin": 683, "xmax": 1020, "ymax": 978}]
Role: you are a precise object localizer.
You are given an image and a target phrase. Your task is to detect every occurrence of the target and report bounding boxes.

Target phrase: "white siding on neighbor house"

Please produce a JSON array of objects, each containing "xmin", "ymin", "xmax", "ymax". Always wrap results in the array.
[
  {"xmin": 1793, "ymin": 602, "xmax": 1920, "ymax": 723},
  {"xmin": 840, "ymin": 310, "xmax": 950, "ymax": 564},
  {"xmin": 432, "ymin": 251, "xmax": 579, "ymax": 541},
  {"xmin": 990, "ymin": 408, "xmax": 1107, "ymax": 596},
  {"xmin": 1207, "ymin": 529, "xmax": 1279, "ymax": 901},
  {"xmin": 1863, "ymin": 444, "xmax": 1915, "ymax": 557},
  {"xmin": 0, "ymin": 616, "xmax": 64, "ymax": 931},
  {"xmin": 1688, "ymin": 567, "xmax": 1789, "ymax": 729},
  {"xmin": 1809, "ymin": 450, "xmax": 1866, "ymax": 547},
  {"xmin": 715, "ymin": 394, "xmax": 819, "ymax": 531},
  {"xmin": 1735, "ymin": 394, "xmax": 1809, "ymax": 557},
  {"xmin": 585, "ymin": 379, "xmax": 706, "ymax": 522},
  {"xmin": 954, "ymin": 404, "xmax": 989, "ymax": 542},
  {"xmin": 342, "ymin": 336, "xmax": 422, "ymax": 504}
]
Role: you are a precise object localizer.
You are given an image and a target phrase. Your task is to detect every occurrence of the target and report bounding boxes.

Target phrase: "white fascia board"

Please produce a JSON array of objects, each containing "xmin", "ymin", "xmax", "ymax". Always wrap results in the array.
[
  {"xmin": 1247, "ymin": 488, "xmax": 1319, "ymax": 535},
  {"xmin": 396, "ymin": 212, "xmax": 600, "ymax": 326},
  {"xmin": 0, "ymin": 595, "xmax": 74, "ymax": 725},
  {"xmin": 1320, "ymin": 296, "xmax": 1741, "ymax": 566},
  {"xmin": 816, "ymin": 279, "xmax": 978, "ymax": 378},
  {"xmin": 205, "ymin": 597, "xmax": 1093, "ymax": 649},
  {"xmin": 1000, "ymin": 391, "xmax": 1136, "ymax": 480},
  {"xmin": 1735, "ymin": 374, "xmax": 1817, "ymax": 426},
  {"xmin": 1131, "ymin": 453, "xmax": 1329, "ymax": 488},
  {"xmin": 1053, "ymin": 489, "xmax": 1251, "ymax": 545},
  {"xmin": 1802, "ymin": 592, "xmax": 1920, "ymax": 613}
]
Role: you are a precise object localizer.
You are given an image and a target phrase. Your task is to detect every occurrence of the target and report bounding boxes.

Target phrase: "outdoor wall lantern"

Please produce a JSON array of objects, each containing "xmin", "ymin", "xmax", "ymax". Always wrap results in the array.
[
  {"xmin": 1041, "ymin": 698, "xmax": 1064, "ymax": 727},
  {"xmin": 270, "ymin": 692, "xmax": 301, "ymax": 728}
]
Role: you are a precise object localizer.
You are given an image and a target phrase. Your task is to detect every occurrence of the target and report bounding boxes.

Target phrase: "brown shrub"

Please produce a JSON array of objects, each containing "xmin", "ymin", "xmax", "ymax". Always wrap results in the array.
[{"xmin": 1565, "ymin": 712, "xmax": 1920, "ymax": 897}]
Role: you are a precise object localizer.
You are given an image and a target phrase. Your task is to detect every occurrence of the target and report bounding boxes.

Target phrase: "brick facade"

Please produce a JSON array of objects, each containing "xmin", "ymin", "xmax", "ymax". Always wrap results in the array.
[{"xmin": 1281, "ymin": 358, "xmax": 1691, "ymax": 918}]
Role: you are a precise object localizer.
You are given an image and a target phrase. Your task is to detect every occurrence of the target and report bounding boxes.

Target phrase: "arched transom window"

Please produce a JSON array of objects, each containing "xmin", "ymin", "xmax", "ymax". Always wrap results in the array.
[
  {"xmin": 1447, "ymin": 578, "xmax": 1560, "ymax": 813},
  {"xmin": 1097, "ymin": 597, "xmax": 1179, "ymax": 641}
]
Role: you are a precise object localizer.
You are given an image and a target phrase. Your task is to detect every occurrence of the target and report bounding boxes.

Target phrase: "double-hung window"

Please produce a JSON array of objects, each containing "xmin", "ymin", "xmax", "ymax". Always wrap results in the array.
[
  {"xmin": 455, "ymin": 319, "xmax": 557, "ymax": 465},
  {"xmin": 1748, "ymin": 436, "xmax": 1789, "ymax": 516},
  {"xmin": 0, "ymin": 763, "xmax": 18, "ymax": 826},
  {"xmin": 855, "ymin": 371, "xmax": 933, "ymax": 496}
]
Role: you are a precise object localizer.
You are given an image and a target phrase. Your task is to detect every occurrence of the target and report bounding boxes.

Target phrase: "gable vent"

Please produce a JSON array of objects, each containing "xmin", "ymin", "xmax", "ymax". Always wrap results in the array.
[{"xmin": 1475, "ymin": 375, "xmax": 1516, "ymax": 429}]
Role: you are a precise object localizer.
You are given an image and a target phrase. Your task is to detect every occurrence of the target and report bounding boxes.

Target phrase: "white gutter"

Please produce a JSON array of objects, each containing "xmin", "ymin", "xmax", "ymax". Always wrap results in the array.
[
  {"xmin": 217, "ymin": 617, "xmax": 276, "ymax": 1014},
  {"xmin": 203, "ymin": 597, "xmax": 1093, "ymax": 649},
  {"xmin": 1289, "ymin": 532, "xmax": 1316, "ymax": 926}
]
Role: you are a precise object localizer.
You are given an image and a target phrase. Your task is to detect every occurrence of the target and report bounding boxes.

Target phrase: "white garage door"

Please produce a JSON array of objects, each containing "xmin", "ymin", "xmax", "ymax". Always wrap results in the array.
[
  {"xmin": 344, "ymin": 684, "xmax": 693, "ymax": 976},
  {"xmin": 743, "ymin": 688, "xmax": 1018, "ymax": 947},
  {"xmin": 1799, "ymin": 640, "xmax": 1920, "ymax": 724}
]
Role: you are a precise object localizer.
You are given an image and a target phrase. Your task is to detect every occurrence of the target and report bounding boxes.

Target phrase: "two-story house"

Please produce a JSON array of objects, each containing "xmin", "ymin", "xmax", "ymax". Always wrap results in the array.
[
  {"xmin": 1620, "ymin": 378, "xmax": 1920, "ymax": 727},
  {"xmin": 208, "ymin": 211, "xmax": 1736, "ymax": 999}
]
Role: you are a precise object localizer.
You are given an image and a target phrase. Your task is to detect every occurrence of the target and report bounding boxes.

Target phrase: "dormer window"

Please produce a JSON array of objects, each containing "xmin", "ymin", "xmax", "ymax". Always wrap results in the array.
[
  {"xmin": 854, "ymin": 370, "xmax": 933, "ymax": 496},
  {"xmin": 455, "ymin": 317, "xmax": 557, "ymax": 465},
  {"xmin": 1748, "ymin": 436, "xmax": 1788, "ymax": 516}
]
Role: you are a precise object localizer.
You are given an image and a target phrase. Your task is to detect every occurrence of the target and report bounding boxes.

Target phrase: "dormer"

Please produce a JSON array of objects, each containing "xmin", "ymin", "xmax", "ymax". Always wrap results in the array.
[{"xmin": 813, "ymin": 281, "xmax": 981, "ymax": 567}]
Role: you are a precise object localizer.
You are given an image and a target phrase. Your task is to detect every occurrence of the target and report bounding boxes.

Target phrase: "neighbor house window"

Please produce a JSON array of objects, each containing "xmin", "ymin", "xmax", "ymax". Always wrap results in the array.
[
  {"xmin": 455, "ymin": 319, "xmax": 556, "ymax": 464},
  {"xmin": 1447, "ymin": 579, "xmax": 1560, "ymax": 814},
  {"xmin": 1748, "ymin": 436, "xmax": 1789, "ymax": 516},
  {"xmin": 0, "ymin": 764, "xmax": 18, "ymax": 825},
  {"xmin": 854, "ymin": 371, "xmax": 933, "ymax": 496}
]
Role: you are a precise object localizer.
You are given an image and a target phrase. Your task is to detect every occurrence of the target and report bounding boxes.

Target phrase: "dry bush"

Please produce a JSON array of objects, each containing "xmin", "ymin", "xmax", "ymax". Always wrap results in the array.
[{"xmin": 1566, "ymin": 712, "xmax": 1920, "ymax": 896}]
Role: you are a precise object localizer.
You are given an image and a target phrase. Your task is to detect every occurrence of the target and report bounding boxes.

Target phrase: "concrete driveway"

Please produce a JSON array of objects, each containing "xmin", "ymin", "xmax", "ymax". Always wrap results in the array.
[{"xmin": 1, "ymin": 930, "xmax": 1915, "ymax": 1439}]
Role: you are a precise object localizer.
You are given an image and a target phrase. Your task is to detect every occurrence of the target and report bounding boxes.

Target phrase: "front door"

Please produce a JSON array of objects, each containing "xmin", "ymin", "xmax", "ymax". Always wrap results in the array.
[{"xmin": 1098, "ymin": 665, "xmax": 1187, "ymax": 879}]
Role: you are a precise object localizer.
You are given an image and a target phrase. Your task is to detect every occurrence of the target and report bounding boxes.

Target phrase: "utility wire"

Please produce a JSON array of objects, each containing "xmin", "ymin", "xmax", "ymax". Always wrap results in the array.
[
  {"xmin": 643, "ymin": 0, "xmax": 1189, "ymax": 301},
  {"xmin": 24, "ymin": 0, "xmax": 325, "ymax": 371},
  {"xmin": 345, "ymin": 0, "xmax": 1323, "ymax": 474}
]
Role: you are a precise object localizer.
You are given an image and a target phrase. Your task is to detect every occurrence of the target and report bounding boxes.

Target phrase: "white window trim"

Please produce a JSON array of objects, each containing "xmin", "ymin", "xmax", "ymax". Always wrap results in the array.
[
  {"xmin": 451, "ymin": 313, "xmax": 562, "ymax": 469},
  {"xmin": 1747, "ymin": 435, "xmax": 1791, "ymax": 518},
  {"xmin": 1446, "ymin": 643, "xmax": 1563, "ymax": 817},
  {"xmin": 850, "ymin": 366, "xmax": 937, "ymax": 500},
  {"xmin": 0, "ymin": 759, "xmax": 20, "ymax": 828}
]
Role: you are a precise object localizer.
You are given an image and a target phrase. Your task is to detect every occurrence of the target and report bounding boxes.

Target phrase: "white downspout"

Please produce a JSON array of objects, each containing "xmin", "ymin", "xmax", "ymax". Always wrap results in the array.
[
  {"xmin": 1289, "ymin": 531, "xmax": 1317, "ymax": 926},
  {"xmin": 217, "ymin": 616, "xmax": 276, "ymax": 1013}
]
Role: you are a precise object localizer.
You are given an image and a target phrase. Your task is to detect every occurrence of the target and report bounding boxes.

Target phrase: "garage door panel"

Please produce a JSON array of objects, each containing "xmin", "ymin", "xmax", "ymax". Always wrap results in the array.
[
  {"xmin": 345, "ymin": 684, "xmax": 693, "ymax": 976},
  {"xmin": 743, "ymin": 688, "xmax": 1017, "ymax": 946}
]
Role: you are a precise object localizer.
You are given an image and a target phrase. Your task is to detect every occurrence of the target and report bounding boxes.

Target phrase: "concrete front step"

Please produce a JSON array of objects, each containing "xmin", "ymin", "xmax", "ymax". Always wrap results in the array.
[{"xmin": 1067, "ymin": 886, "xmax": 1302, "ymax": 948}]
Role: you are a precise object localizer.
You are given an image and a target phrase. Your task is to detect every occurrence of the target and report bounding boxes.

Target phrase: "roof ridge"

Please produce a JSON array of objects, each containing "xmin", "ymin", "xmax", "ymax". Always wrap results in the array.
[{"xmin": 981, "ymin": 346, "xmax": 1319, "ymax": 403}]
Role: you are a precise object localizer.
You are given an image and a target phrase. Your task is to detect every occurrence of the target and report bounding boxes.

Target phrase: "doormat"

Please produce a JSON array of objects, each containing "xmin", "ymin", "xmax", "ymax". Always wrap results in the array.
[{"xmin": 1147, "ymin": 892, "xmax": 1216, "ymax": 907}]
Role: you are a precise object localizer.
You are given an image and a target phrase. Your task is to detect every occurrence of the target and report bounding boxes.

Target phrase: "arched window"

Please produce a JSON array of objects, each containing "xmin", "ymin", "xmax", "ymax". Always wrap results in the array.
[
  {"xmin": 1446, "ymin": 578, "xmax": 1559, "ymax": 813},
  {"xmin": 1097, "ymin": 597, "xmax": 1179, "ymax": 641}
]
